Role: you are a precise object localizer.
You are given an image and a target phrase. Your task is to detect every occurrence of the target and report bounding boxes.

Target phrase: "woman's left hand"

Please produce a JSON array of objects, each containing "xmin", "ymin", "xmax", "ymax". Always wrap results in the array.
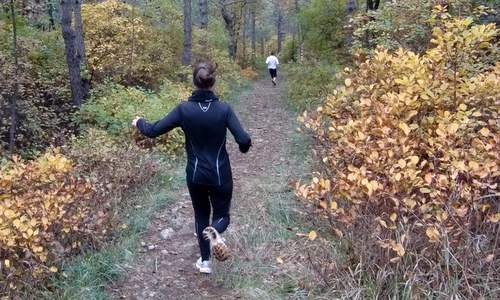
[{"xmin": 132, "ymin": 116, "xmax": 142, "ymax": 127}]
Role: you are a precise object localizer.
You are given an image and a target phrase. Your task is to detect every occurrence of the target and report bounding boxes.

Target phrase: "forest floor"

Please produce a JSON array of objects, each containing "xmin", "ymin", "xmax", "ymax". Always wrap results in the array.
[{"xmin": 107, "ymin": 75, "xmax": 323, "ymax": 299}]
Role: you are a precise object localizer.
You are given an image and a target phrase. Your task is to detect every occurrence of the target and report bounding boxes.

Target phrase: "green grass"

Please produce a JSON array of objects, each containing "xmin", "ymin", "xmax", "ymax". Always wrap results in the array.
[
  {"xmin": 213, "ymin": 128, "xmax": 315, "ymax": 299},
  {"xmin": 37, "ymin": 166, "xmax": 185, "ymax": 300},
  {"xmin": 283, "ymin": 62, "xmax": 341, "ymax": 113}
]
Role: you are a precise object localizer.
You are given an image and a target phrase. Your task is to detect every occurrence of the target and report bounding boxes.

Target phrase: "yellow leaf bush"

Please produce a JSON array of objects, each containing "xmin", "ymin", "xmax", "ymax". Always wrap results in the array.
[
  {"xmin": 0, "ymin": 150, "xmax": 96, "ymax": 292},
  {"xmin": 297, "ymin": 13, "xmax": 499, "ymax": 295},
  {"xmin": 240, "ymin": 68, "xmax": 259, "ymax": 80},
  {"xmin": 0, "ymin": 134, "xmax": 162, "ymax": 295},
  {"xmin": 82, "ymin": 0, "xmax": 182, "ymax": 87}
]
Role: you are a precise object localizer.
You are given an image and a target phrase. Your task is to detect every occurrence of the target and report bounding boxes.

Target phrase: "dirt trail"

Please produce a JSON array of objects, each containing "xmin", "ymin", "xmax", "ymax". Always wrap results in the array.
[{"xmin": 109, "ymin": 76, "xmax": 294, "ymax": 299}]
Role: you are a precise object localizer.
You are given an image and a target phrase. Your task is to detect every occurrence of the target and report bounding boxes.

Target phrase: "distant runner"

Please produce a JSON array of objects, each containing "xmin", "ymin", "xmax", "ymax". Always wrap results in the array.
[{"xmin": 265, "ymin": 52, "xmax": 279, "ymax": 86}]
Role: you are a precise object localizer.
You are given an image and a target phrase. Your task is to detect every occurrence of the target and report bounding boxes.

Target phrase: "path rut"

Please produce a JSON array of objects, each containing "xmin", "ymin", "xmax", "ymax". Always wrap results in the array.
[{"xmin": 110, "ymin": 76, "xmax": 293, "ymax": 300}]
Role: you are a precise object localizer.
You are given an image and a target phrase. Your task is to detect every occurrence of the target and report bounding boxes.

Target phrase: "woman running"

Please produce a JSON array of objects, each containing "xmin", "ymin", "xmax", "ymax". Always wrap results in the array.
[{"xmin": 132, "ymin": 60, "xmax": 252, "ymax": 274}]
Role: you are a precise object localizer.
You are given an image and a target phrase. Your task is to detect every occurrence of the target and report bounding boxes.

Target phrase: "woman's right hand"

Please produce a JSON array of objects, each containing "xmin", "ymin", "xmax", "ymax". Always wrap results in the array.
[{"xmin": 132, "ymin": 116, "xmax": 142, "ymax": 127}]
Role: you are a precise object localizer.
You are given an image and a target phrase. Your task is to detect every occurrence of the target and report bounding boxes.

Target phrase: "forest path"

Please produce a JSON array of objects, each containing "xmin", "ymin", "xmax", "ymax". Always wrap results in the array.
[{"xmin": 109, "ymin": 75, "xmax": 300, "ymax": 299}]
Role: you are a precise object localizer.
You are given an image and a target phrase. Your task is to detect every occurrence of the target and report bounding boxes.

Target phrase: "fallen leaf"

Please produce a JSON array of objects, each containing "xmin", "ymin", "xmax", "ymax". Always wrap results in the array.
[
  {"xmin": 392, "ymin": 243, "xmax": 406, "ymax": 256},
  {"xmin": 426, "ymin": 226, "xmax": 441, "ymax": 242},
  {"xmin": 488, "ymin": 213, "xmax": 500, "ymax": 223},
  {"xmin": 390, "ymin": 213, "xmax": 397, "ymax": 222},
  {"xmin": 308, "ymin": 230, "xmax": 318, "ymax": 241},
  {"xmin": 479, "ymin": 127, "xmax": 490, "ymax": 137},
  {"xmin": 398, "ymin": 122, "xmax": 411, "ymax": 136}
]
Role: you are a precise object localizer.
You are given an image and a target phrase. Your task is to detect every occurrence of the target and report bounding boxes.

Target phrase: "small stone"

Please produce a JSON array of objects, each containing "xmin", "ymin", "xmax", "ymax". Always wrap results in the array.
[
  {"xmin": 160, "ymin": 228, "xmax": 174, "ymax": 240},
  {"xmin": 148, "ymin": 245, "xmax": 156, "ymax": 250},
  {"xmin": 161, "ymin": 249, "xmax": 168, "ymax": 255},
  {"xmin": 140, "ymin": 241, "xmax": 146, "ymax": 247}
]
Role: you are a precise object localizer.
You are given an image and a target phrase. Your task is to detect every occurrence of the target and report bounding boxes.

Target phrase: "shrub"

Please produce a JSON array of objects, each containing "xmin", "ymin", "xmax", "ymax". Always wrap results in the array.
[
  {"xmin": 0, "ymin": 150, "xmax": 97, "ymax": 294},
  {"xmin": 241, "ymin": 67, "xmax": 259, "ymax": 80},
  {"xmin": 77, "ymin": 81, "xmax": 187, "ymax": 155},
  {"xmin": 286, "ymin": 63, "xmax": 340, "ymax": 112},
  {"xmin": 0, "ymin": 130, "xmax": 164, "ymax": 296},
  {"xmin": 0, "ymin": 18, "xmax": 73, "ymax": 157},
  {"xmin": 297, "ymin": 12, "xmax": 499, "ymax": 297},
  {"xmin": 298, "ymin": 0, "xmax": 346, "ymax": 61},
  {"xmin": 65, "ymin": 128, "xmax": 164, "ymax": 200},
  {"xmin": 281, "ymin": 38, "xmax": 298, "ymax": 63},
  {"xmin": 82, "ymin": 0, "xmax": 183, "ymax": 87},
  {"xmin": 350, "ymin": 0, "xmax": 495, "ymax": 54},
  {"xmin": 351, "ymin": 0, "xmax": 433, "ymax": 53}
]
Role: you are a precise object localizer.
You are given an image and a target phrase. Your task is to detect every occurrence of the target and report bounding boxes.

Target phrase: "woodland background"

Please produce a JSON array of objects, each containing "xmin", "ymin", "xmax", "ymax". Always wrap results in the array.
[{"xmin": 0, "ymin": 0, "xmax": 499, "ymax": 298}]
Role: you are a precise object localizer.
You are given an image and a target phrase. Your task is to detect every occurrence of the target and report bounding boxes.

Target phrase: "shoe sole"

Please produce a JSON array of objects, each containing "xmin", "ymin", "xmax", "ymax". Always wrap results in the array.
[{"xmin": 202, "ymin": 227, "xmax": 230, "ymax": 262}]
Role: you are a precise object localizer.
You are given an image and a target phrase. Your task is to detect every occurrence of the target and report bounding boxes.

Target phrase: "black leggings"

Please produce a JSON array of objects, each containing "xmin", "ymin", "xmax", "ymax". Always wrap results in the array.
[{"xmin": 187, "ymin": 179, "xmax": 232, "ymax": 261}]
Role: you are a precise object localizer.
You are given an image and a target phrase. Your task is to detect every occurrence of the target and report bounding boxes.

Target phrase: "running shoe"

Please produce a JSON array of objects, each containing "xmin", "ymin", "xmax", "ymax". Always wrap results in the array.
[
  {"xmin": 195, "ymin": 257, "xmax": 212, "ymax": 274},
  {"xmin": 202, "ymin": 226, "xmax": 230, "ymax": 261}
]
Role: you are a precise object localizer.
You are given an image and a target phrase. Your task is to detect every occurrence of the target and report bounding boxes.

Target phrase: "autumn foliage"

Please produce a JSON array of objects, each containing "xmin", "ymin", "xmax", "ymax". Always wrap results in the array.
[
  {"xmin": 297, "ymin": 10, "xmax": 499, "ymax": 296},
  {"xmin": 0, "ymin": 131, "xmax": 162, "ymax": 294},
  {"xmin": 82, "ymin": 0, "xmax": 183, "ymax": 87},
  {"xmin": 0, "ymin": 150, "xmax": 97, "ymax": 291}
]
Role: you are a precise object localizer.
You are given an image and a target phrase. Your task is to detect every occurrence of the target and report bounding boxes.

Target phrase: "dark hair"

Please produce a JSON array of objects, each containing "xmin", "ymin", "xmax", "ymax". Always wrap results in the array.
[
  {"xmin": 193, "ymin": 60, "xmax": 216, "ymax": 89},
  {"xmin": 271, "ymin": 51, "xmax": 275, "ymax": 55}
]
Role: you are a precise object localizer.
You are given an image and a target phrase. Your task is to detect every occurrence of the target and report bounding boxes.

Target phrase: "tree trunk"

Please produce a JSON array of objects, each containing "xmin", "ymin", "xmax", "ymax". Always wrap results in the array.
[
  {"xmin": 221, "ymin": 2, "xmax": 238, "ymax": 60},
  {"xmin": 182, "ymin": 0, "xmax": 192, "ymax": 65},
  {"xmin": 74, "ymin": 0, "xmax": 86, "ymax": 66},
  {"xmin": 241, "ymin": 9, "xmax": 247, "ymax": 67},
  {"xmin": 346, "ymin": 0, "xmax": 357, "ymax": 46},
  {"xmin": 261, "ymin": 36, "xmax": 265, "ymax": 56},
  {"xmin": 295, "ymin": 0, "xmax": 301, "ymax": 62},
  {"xmin": 251, "ymin": 10, "xmax": 256, "ymax": 64},
  {"xmin": 9, "ymin": 0, "xmax": 19, "ymax": 154},
  {"xmin": 367, "ymin": 0, "xmax": 380, "ymax": 11},
  {"xmin": 60, "ymin": 0, "xmax": 85, "ymax": 106},
  {"xmin": 198, "ymin": 0, "xmax": 208, "ymax": 29},
  {"xmin": 276, "ymin": 3, "xmax": 283, "ymax": 53},
  {"xmin": 48, "ymin": 0, "xmax": 56, "ymax": 30}
]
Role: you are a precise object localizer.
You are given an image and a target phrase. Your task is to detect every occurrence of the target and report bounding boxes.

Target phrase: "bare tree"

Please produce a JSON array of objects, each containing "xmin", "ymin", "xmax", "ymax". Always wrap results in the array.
[
  {"xmin": 241, "ymin": 8, "xmax": 248, "ymax": 66},
  {"xmin": 219, "ymin": 0, "xmax": 246, "ymax": 60},
  {"xmin": 60, "ymin": 0, "xmax": 86, "ymax": 106},
  {"xmin": 74, "ymin": 0, "xmax": 86, "ymax": 66},
  {"xmin": 183, "ymin": 0, "xmax": 192, "ymax": 65},
  {"xmin": 261, "ymin": 36, "xmax": 265, "ymax": 56},
  {"xmin": 295, "ymin": 0, "xmax": 301, "ymax": 62},
  {"xmin": 220, "ymin": 1, "xmax": 238, "ymax": 59},
  {"xmin": 47, "ymin": 0, "xmax": 56, "ymax": 30},
  {"xmin": 276, "ymin": 1, "xmax": 283, "ymax": 53},
  {"xmin": 346, "ymin": 0, "xmax": 357, "ymax": 46},
  {"xmin": 366, "ymin": 0, "xmax": 380, "ymax": 11},
  {"xmin": 8, "ymin": 0, "xmax": 20, "ymax": 154},
  {"xmin": 251, "ymin": 10, "xmax": 256, "ymax": 64},
  {"xmin": 199, "ymin": 0, "xmax": 208, "ymax": 29}
]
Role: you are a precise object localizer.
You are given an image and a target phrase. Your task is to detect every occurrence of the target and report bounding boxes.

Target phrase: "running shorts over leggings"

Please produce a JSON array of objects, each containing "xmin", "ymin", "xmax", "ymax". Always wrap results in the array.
[{"xmin": 269, "ymin": 68, "xmax": 277, "ymax": 78}]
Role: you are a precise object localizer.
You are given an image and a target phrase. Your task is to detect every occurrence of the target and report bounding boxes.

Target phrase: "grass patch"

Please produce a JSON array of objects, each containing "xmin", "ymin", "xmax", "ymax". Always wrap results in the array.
[
  {"xmin": 37, "ymin": 164, "xmax": 185, "ymax": 300},
  {"xmin": 214, "ymin": 123, "xmax": 315, "ymax": 298},
  {"xmin": 283, "ymin": 62, "xmax": 341, "ymax": 113}
]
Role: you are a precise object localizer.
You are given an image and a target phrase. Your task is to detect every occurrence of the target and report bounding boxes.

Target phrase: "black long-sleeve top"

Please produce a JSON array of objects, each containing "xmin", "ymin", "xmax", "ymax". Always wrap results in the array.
[{"xmin": 137, "ymin": 90, "xmax": 251, "ymax": 186}]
